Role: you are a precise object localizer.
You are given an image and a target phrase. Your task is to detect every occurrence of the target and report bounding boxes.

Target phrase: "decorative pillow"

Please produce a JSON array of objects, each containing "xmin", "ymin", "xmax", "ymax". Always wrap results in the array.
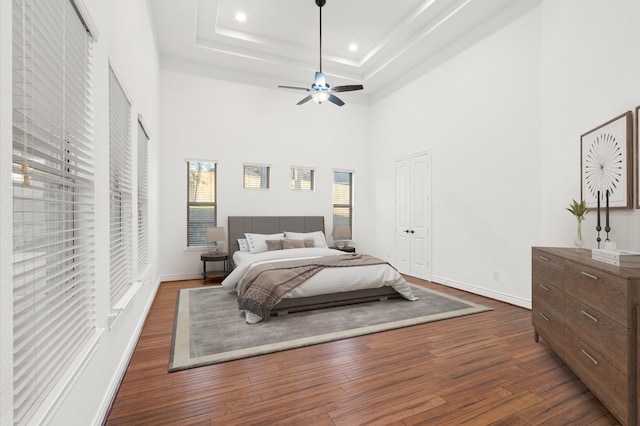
[
  {"xmin": 266, "ymin": 239, "xmax": 283, "ymax": 251},
  {"xmin": 284, "ymin": 231, "xmax": 328, "ymax": 248},
  {"xmin": 282, "ymin": 239, "xmax": 306, "ymax": 249},
  {"xmin": 245, "ymin": 232, "xmax": 285, "ymax": 254},
  {"xmin": 237, "ymin": 239, "xmax": 250, "ymax": 252},
  {"xmin": 303, "ymin": 238, "xmax": 314, "ymax": 248}
]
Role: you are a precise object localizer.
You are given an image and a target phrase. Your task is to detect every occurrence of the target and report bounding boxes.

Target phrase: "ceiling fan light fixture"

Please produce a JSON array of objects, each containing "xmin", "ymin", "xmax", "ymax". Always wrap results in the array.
[{"xmin": 312, "ymin": 91, "xmax": 330, "ymax": 104}]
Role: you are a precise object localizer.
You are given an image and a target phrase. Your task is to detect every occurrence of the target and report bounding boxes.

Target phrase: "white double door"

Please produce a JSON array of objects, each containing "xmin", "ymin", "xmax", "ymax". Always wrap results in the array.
[{"xmin": 396, "ymin": 152, "xmax": 431, "ymax": 280}]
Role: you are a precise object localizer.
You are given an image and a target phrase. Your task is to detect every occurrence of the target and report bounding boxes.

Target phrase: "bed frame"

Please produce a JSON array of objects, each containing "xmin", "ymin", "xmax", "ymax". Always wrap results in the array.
[{"xmin": 227, "ymin": 215, "xmax": 401, "ymax": 316}]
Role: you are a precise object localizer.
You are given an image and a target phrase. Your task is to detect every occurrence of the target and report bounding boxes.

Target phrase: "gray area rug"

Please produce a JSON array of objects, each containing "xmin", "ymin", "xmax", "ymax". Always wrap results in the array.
[{"xmin": 169, "ymin": 283, "xmax": 491, "ymax": 372}]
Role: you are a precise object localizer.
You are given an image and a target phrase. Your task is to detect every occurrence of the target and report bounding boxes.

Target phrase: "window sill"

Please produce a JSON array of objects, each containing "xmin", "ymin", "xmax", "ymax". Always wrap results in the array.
[{"xmin": 184, "ymin": 246, "xmax": 210, "ymax": 255}]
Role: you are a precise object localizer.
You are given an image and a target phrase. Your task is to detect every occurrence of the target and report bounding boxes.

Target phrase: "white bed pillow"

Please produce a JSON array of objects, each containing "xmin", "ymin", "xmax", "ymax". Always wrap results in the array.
[
  {"xmin": 284, "ymin": 231, "xmax": 328, "ymax": 248},
  {"xmin": 237, "ymin": 239, "xmax": 250, "ymax": 252},
  {"xmin": 245, "ymin": 232, "xmax": 285, "ymax": 253}
]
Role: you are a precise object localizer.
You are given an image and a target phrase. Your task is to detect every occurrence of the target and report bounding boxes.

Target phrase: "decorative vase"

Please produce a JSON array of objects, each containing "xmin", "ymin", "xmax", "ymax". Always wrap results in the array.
[{"xmin": 573, "ymin": 219, "xmax": 584, "ymax": 252}]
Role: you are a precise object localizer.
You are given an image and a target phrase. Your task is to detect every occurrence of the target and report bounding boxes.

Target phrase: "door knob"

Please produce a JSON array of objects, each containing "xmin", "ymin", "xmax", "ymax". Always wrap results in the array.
[
  {"xmin": 404, "ymin": 230, "xmax": 410, "ymax": 233},
  {"xmin": 410, "ymin": 230, "xmax": 415, "ymax": 233}
]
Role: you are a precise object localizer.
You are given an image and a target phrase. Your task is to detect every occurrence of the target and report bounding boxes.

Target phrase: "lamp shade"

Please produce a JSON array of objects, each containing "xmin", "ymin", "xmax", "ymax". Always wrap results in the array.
[{"xmin": 205, "ymin": 227, "xmax": 225, "ymax": 242}]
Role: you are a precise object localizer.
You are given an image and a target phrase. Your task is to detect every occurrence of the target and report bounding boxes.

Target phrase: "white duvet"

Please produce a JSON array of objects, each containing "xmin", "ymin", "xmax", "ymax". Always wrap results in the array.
[{"xmin": 221, "ymin": 247, "xmax": 418, "ymax": 323}]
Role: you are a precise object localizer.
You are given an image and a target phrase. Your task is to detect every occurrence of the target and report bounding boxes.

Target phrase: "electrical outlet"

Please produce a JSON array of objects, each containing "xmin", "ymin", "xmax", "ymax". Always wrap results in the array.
[{"xmin": 493, "ymin": 271, "xmax": 500, "ymax": 281}]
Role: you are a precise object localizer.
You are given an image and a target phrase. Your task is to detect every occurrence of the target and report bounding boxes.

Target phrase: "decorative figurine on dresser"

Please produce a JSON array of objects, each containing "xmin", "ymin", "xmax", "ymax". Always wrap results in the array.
[{"xmin": 532, "ymin": 247, "xmax": 640, "ymax": 425}]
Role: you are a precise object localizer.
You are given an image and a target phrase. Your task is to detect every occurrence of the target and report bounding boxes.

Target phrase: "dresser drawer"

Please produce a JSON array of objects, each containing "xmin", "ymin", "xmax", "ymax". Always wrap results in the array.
[
  {"xmin": 532, "ymin": 307, "xmax": 564, "ymax": 351},
  {"xmin": 564, "ymin": 294, "xmax": 628, "ymax": 374},
  {"xmin": 564, "ymin": 261, "xmax": 628, "ymax": 326},
  {"xmin": 532, "ymin": 249, "xmax": 565, "ymax": 288},
  {"xmin": 565, "ymin": 328, "xmax": 628, "ymax": 424},
  {"xmin": 532, "ymin": 277, "xmax": 563, "ymax": 320}
]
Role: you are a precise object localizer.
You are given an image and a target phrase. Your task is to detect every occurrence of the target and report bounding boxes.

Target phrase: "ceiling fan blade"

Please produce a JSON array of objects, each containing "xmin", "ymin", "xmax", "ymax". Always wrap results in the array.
[
  {"xmin": 332, "ymin": 84, "xmax": 364, "ymax": 93},
  {"xmin": 328, "ymin": 94, "xmax": 345, "ymax": 107},
  {"xmin": 297, "ymin": 95, "xmax": 313, "ymax": 105},
  {"xmin": 314, "ymin": 72, "xmax": 326, "ymax": 87},
  {"xmin": 278, "ymin": 85, "xmax": 309, "ymax": 91}
]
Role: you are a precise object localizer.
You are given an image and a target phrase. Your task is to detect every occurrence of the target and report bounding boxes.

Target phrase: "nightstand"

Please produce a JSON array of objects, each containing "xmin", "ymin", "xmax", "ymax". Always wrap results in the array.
[
  {"xmin": 333, "ymin": 246, "xmax": 355, "ymax": 253},
  {"xmin": 201, "ymin": 253, "xmax": 229, "ymax": 284}
]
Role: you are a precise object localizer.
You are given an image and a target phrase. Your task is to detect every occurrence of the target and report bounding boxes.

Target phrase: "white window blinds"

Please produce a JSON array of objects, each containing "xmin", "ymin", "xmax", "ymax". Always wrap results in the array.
[
  {"xmin": 332, "ymin": 171, "xmax": 353, "ymax": 239},
  {"xmin": 109, "ymin": 66, "xmax": 133, "ymax": 307},
  {"xmin": 12, "ymin": 0, "xmax": 95, "ymax": 424},
  {"xmin": 187, "ymin": 161, "xmax": 217, "ymax": 247},
  {"xmin": 137, "ymin": 118, "xmax": 149, "ymax": 278}
]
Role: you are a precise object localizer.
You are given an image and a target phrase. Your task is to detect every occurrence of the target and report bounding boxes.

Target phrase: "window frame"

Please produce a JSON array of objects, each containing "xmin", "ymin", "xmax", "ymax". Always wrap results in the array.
[
  {"xmin": 11, "ymin": 1, "xmax": 98, "ymax": 423},
  {"xmin": 137, "ymin": 115, "xmax": 150, "ymax": 279},
  {"xmin": 187, "ymin": 160, "xmax": 218, "ymax": 248},
  {"xmin": 332, "ymin": 170, "xmax": 354, "ymax": 240},
  {"xmin": 109, "ymin": 63, "xmax": 134, "ymax": 310},
  {"xmin": 290, "ymin": 166, "xmax": 315, "ymax": 191},
  {"xmin": 243, "ymin": 163, "xmax": 271, "ymax": 190}
]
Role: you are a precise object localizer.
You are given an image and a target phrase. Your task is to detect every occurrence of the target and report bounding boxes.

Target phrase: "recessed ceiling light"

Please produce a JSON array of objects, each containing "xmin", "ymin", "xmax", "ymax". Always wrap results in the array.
[
  {"xmin": 348, "ymin": 43, "xmax": 358, "ymax": 52},
  {"xmin": 235, "ymin": 12, "xmax": 247, "ymax": 23}
]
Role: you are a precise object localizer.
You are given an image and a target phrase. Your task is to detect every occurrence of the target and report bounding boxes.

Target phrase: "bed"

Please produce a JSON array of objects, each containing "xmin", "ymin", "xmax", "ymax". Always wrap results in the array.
[{"xmin": 222, "ymin": 216, "xmax": 417, "ymax": 323}]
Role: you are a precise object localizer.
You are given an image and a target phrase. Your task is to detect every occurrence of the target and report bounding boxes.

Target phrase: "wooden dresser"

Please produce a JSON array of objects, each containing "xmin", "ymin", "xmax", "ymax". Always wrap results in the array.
[{"xmin": 532, "ymin": 247, "xmax": 640, "ymax": 425}]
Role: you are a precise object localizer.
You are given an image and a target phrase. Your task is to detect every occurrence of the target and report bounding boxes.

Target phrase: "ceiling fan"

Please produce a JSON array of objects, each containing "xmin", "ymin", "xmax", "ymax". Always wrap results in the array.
[{"xmin": 278, "ymin": 0, "xmax": 364, "ymax": 106}]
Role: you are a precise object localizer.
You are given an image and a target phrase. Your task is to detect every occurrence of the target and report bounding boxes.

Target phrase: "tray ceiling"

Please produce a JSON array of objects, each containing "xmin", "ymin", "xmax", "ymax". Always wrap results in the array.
[{"xmin": 148, "ymin": 0, "xmax": 539, "ymax": 101}]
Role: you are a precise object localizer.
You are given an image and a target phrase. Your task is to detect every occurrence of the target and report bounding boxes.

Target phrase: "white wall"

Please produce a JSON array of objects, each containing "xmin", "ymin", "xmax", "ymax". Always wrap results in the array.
[
  {"xmin": 370, "ymin": 0, "xmax": 640, "ymax": 308},
  {"xmin": 370, "ymin": 5, "xmax": 542, "ymax": 307},
  {"xmin": 538, "ymin": 0, "xmax": 640, "ymax": 250},
  {"xmin": 0, "ymin": 0, "xmax": 161, "ymax": 424},
  {"xmin": 158, "ymin": 65, "xmax": 371, "ymax": 280}
]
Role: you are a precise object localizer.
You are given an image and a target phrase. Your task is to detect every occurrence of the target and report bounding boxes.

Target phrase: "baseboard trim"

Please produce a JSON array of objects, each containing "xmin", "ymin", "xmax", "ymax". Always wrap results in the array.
[
  {"xmin": 159, "ymin": 272, "xmax": 202, "ymax": 282},
  {"xmin": 431, "ymin": 275, "xmax": 531, "ymax": 309}
]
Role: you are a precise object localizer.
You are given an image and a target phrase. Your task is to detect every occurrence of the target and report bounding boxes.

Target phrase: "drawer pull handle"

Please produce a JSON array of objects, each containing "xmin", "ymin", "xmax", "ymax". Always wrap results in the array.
[
  {"xmin": 539, "ymin": 283, "xmax": 550, "ymax": 292},
  {"xmin": 581, "ymin": 349, "xmax": 599, "ymax": 365},
  {"xmin": 539, "ymin": 256, "xmax": 550, "ymax": 261},
  {"xmin": 539, "ymin": 313, "xmax": 550, "ymax": 322},
  {"xmin": 580, "ymin": 271, "xmax": 598, "ymax": 280},
  {"xmin": 580, "ymin": 310, "xmax": 598, "ymax": 323}
]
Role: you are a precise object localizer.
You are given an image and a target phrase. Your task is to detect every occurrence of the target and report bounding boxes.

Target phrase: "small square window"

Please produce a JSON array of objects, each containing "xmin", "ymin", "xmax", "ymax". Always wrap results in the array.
[
  {"xmin": 244, "ymin": 164, "xmax": 270, "ymax": 189},
  {"xmin": 291, "ymin": 167, "xmax": 315, "ymax": 191}
]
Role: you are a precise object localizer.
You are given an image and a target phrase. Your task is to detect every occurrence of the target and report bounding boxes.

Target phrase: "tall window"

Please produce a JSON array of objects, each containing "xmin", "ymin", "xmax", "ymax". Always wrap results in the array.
[
  {"xmin": 137, "ymin": 117, "xmax": 149, "ymax": 279},
  {"xmin": 291, "ymin": 167, "xmax": 314, "ymax": 190},
  {"xmin": 109, "ymin": 65, "xmax": 133, "ymax": 308},
  {"xmin": 188, "ymin": 161, "xmax": 217, "ymax": 247},
  {"xmin": 12, "ymin": 0, "xmax": 95, "ymax": 424},
  {"xmin": 333, "ymin": 171, "xmax": 353, "ymax": 239},
  {"xmin": 243, "ymin": 164, "xmax": 270, "ymax": 189}
]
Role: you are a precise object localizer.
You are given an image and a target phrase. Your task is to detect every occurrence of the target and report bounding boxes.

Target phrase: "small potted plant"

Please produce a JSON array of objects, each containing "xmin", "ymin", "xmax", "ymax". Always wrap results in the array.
[{"xmin": 566, "ymin": 199, "xmax": 588, "ymax": 251}]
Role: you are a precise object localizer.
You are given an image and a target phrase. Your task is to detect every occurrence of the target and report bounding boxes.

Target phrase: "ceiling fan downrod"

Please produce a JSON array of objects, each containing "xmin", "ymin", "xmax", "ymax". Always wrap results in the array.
[{"xmin": 317, "ymin": 0, "xmax": 325, "ymax": 73}]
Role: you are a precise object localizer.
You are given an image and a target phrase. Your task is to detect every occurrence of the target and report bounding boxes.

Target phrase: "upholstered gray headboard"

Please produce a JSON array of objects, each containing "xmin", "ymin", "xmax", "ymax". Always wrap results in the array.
[{"xmin": 227, "ymin": 216, "xmax": 325, "ymax": 266}]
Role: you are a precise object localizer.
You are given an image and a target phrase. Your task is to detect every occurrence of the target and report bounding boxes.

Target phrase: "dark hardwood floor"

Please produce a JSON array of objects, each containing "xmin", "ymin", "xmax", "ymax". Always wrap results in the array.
[{"xmin": 104, "ymin": 277, "xmax": 619, "ymax": 425}]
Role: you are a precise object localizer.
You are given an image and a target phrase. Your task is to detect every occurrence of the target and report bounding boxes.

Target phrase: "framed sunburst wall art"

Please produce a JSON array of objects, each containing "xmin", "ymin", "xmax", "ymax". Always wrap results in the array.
[{"xmin": 581, "ymin": 111, "xmax": 633, "ymax": 210}]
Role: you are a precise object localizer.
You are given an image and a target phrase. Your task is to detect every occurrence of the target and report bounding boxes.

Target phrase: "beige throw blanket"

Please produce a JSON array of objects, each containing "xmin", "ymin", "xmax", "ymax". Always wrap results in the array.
[{"xmin": 238, "ymin": 254, "xmax": 392, "ymax": 321}]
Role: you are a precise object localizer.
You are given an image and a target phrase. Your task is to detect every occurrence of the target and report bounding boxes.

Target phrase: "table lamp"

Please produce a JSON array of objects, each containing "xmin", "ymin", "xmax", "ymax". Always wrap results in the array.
[{"xmin": 205, "ymin": 227, "xmax": 225, "ymax": 254}]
